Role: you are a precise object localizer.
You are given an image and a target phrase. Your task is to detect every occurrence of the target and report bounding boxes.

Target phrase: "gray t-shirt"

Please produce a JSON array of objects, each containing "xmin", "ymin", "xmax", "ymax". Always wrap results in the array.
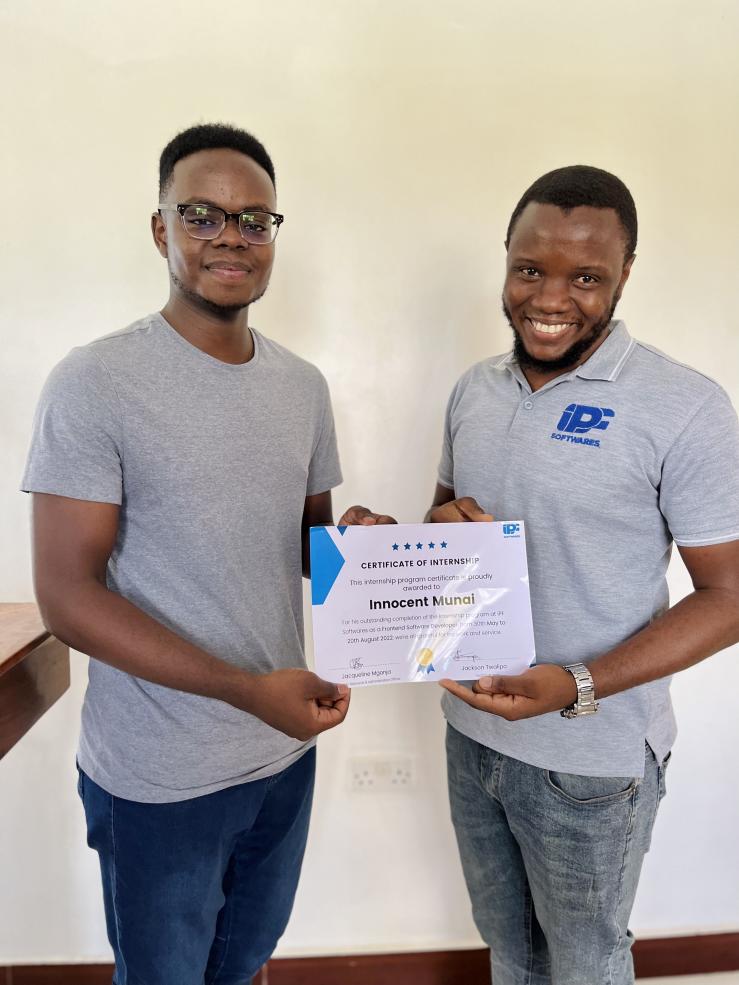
[
  {"xmin": 439, "ymin": 322, "xmax": 739, "ymax": 776},
  {"xmin": 23, "ymin": 313, "xmax": 342, "ymax": 802}
]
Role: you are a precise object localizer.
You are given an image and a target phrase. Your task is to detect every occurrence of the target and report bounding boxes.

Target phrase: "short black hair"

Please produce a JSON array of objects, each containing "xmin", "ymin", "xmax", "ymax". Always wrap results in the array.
[
  {"xmin": 159, "ymin": 123, "xmax": 275, "ymax": 196},
  {"xmin": 505, "ymin": 165, "xmax": 637, "ymax": 258}
]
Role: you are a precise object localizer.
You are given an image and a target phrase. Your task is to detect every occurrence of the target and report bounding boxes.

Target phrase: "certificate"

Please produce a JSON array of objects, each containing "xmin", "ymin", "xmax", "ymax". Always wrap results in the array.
[{"xmin": 310, "ymin": 521, "xmax": 535, "ymax": 687}]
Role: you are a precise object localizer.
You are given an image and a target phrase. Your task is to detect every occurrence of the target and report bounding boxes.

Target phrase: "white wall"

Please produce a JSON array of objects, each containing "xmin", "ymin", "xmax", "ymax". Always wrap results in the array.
[{"xmin": 1, "ymin": 0, "xmax": 738, "ymax": 963}]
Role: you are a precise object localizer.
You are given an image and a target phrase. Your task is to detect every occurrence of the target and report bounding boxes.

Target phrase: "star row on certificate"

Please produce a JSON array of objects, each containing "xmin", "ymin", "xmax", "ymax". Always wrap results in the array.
[{"xmin": 392, "ymin": 541, "xmax": 448, "ymax": 551}]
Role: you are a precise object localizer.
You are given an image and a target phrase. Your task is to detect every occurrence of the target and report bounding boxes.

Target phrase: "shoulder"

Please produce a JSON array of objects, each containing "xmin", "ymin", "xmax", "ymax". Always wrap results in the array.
[
  {"xmin": 40, "ymin": 315, "xmax": 162, "ymax": 407},
  {"xmin": 627, "ymin": 339, "xmax": 725, "ymax": 396},
  {"xmin": 623, "ymin": 339, "xmax": 735, "ymax": 426},
  {"xmin": 84, "ymin": 313, "xmax": 165, "ymax": 369},
  {"xmin": 47, "ymin": 314, "xmax": 162, "ymax": 383},
  {"xmin": 44, "ymin": 342, "xmax": 112, "ymax": 394},
  {"xmin": 446, "ymin": 353, "xmax": 512, "ymax": 406}
]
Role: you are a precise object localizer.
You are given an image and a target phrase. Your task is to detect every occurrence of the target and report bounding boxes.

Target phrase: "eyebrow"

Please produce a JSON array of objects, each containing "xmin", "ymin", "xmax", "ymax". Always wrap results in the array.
[{"xmin": 181, "ymin": 198, "xmax": 275, "ymax": 212}]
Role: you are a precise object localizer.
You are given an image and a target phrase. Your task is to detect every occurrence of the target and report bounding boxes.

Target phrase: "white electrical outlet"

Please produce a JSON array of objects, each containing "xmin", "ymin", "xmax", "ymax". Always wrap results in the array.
[{"xmin": 348, "ymin": 755, "xmax": 415, "ymax": 792}]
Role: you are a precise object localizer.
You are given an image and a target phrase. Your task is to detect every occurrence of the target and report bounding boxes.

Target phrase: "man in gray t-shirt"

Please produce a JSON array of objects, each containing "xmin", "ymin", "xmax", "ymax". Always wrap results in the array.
[
  {"xmin": 430, "ymin": 166, "xmax": 739, "ymax": 985},
  {"xmin": 23, "ymin": 124, "xmax": 392, "ymax": 985}
]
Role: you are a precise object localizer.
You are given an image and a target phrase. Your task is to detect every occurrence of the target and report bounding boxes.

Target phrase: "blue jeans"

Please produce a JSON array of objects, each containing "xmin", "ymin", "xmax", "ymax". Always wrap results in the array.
[
  {"xmin": 446, "ymin": 725, "xmax": 669, "ymax": 985},
  {"xmin": 78, "ymin": 747, "xmax": 315, "ymax": 985}
]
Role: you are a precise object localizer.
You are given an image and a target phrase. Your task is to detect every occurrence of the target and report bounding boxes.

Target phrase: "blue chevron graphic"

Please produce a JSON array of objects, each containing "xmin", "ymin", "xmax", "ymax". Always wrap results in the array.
[{"xmin": 310, "ymin": 527, "xmax": 346, "ymax": 605}]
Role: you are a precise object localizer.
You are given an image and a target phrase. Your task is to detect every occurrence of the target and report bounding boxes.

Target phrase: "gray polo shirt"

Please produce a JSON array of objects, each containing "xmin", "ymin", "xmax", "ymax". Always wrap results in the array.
[
  {"xmin": 439, "ymin": 321, "xmax": 739, "ymax": 776},
  {"xmin": 23, "ymin": 313, "xmax": 342, "ymax": 802}
]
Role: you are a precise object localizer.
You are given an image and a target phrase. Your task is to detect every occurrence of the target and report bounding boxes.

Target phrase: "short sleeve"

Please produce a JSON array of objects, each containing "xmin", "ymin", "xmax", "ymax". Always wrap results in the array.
[
  {"xmin": 21, "ymin": 347, "xmax": 124, "ymax": 504},
  {"xmin": 437, "ymin": 383, "xmax": 458, "ymax": 490},
  {"xmin": 306, "ymin": 374, "xmax": 342, "ymax": 496},
  {"xmin": 660, "ymin": 385, "xmax": 739, "ymax": 546}
]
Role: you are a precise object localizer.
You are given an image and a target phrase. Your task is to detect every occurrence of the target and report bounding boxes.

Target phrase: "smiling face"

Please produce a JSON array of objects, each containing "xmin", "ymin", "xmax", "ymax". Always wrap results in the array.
[
  {"xmin": 152, "ymin": 147, "xmax": 277, "ymax": 317},
  {"xmin": 502, "ymin": 202, "xmax": 634, "ymax": 387}
]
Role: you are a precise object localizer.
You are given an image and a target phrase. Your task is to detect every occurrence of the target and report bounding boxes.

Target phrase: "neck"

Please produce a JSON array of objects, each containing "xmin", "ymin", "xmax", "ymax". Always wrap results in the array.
[
  {"xmin": 521, "ymin": 365, "xmax": 570, "ymax": 392},
  {"xmin": 161, "ymin": 295, "xmax": 254, "ymax": 364},
  {"xmin": 516, "ymin": 325, "xmax": 611, "ymax": 392}
]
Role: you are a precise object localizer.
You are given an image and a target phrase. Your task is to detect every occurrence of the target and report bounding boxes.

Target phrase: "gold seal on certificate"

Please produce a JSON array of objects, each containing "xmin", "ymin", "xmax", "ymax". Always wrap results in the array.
[{"xmin": 310, "ymin": 521, "xmax": 535, "ymax": 687}]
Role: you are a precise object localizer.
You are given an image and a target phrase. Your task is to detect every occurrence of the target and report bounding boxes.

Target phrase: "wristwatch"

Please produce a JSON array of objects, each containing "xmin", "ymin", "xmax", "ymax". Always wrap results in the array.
[{"xmin": 560, "ymin": 663, "xmax": 599, "ymax": 718}]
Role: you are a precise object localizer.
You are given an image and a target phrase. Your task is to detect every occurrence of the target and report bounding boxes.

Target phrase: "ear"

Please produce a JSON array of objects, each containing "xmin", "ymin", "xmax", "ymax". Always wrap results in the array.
[
  {"xmin": 151, "ymin": 211, "xmax": 168, "ymax": 258},
  {"xmin": 618, "ymin": 253, "xmax": 635, "ymax": 294}
]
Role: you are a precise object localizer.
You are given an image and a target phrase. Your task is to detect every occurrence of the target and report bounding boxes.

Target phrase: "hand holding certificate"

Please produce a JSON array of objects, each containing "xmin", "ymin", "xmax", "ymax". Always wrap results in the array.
[{"xmin": 310, "ymin": 521, "xmax": 535, "ymax": 686}]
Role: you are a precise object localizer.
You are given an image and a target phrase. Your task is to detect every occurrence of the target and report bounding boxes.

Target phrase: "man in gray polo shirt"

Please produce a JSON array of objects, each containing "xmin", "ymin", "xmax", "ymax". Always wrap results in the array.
[
  {"xmin": 23, "ymin": 123, "xmax": 392, "ymax": 985},
  {"xmin": 430, "ymin": 165, "xmax": 739, "ymax": 985}
]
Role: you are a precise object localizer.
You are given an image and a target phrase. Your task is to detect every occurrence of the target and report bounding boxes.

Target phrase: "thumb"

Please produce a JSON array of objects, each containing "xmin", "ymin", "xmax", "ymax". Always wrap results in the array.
[
  {"xmin": 310, "ymin": 675, "xmax": 350, "ymax": 701},
  {"xmin": 476, "ymin": 673, "xmax": 529, "ymax": 695},
  {"xmin": 455, "ymin": 497, "xmax": 494, "ymax": 522},
  {"xmin": 338, "ymin": 504, "xmax": 374, "ymax": 526}
]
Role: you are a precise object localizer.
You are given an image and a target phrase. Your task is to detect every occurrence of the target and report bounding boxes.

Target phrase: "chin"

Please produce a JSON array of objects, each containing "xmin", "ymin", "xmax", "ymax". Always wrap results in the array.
[{"xmin": 196, "ymin": 293, "xmax": 252, "ymax": 316}]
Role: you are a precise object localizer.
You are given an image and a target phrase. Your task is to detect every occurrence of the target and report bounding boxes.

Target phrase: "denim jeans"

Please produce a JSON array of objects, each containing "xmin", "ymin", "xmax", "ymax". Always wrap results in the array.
[
  {"xmin": 446, "ymin": 725, "xmax": 669, "ymax": 985},
  {"xmin": 78, "ymin": 747, "xmax": 315, "ymax": 985}
]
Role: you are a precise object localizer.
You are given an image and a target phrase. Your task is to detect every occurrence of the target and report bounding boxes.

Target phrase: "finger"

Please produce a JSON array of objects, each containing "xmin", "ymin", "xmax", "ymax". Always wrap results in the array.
[
  {"xmin": 454, "ymin": 497, "xmax": 493, "ymax": 523},
  {"xmin": 316, "ymin": 690, "xmax": 351, "ymax": 708},
  {"xmin": 332, "ymin": 692, "xmax": 351, "ymax": 716},
  {"xmin": 373, "ymin": 514, "xmax": 397, "ymax": 525},
  {"xmin": 439, "ymin": 679, "xmax": 502, "ymax": 712},
  {"xmin": 337, "ymin": 505, "xmax": 372, "ymax": 526},
  {"xmin": 430, "ymin": 505, "xmax": 466, "ymax": 524},
  {"xmin": 440, "ymin": 680, "xmax": 530, "ymax": 719},
  {"xmin": 474, "ymin": 673, "xmax": 536, "ymax": 697},
  {"xmin": 313, "ymin": 696, "xmax": 350, "ymax": 730}
]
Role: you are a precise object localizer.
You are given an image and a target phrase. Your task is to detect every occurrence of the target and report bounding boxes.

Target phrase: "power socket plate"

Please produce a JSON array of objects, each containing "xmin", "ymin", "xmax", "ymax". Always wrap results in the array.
[{"xmin": 348, "ymin": 754, "xmax": 415, "ymax": 792}]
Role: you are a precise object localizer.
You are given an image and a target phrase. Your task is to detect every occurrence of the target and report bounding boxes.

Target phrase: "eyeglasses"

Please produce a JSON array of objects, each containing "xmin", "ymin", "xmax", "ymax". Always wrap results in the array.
[{"xmin": 158, "ymin": 203, "xmax": 284, "ymax": 244}]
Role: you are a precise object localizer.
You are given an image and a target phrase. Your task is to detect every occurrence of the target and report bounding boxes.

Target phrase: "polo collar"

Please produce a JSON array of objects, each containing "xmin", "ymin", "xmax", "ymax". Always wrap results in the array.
[
  {"xmin": 575, "ymin": 321, "xmax": 635, "ymax": 382},
  {"xmin": 496, "ymin": 320, "xmax": 635, "ymax": 385}
]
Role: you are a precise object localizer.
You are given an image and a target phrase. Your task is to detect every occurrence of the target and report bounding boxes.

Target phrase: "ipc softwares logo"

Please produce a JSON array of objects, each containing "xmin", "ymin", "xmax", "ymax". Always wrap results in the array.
[
  {"xmin": 502, "ymin": 523, "xmax": 520, "ymax": 537},
  {"xmin": 556, "ymin": 404, "xmax": 614, "ymax": 434}
]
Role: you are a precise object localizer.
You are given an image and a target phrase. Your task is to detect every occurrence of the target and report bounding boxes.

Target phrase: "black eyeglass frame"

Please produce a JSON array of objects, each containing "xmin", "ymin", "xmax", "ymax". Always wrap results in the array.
[{"xmin": 158, "ymin": 203, "xmax": 285, "ymax": 242}]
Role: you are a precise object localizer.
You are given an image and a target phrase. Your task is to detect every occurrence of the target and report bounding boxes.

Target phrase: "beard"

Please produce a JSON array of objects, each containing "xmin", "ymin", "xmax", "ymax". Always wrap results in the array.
[
  {"xmin": 502, "ymin": 294, "xmax": 619, "ymax": 374},
  {"xmin": 170, "ymin": 271, "xmax": 267, "ymax": 318}
]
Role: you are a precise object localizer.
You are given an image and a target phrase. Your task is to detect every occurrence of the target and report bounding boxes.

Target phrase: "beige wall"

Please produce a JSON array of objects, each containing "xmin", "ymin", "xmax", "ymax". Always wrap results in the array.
[{"xmin": 1, "ymin": 0, "xmax": 738, "ymax": 962}]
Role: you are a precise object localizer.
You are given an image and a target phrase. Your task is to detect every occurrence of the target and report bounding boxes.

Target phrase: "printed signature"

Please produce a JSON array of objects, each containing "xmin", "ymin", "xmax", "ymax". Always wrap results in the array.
[{"xmin": 452, "ymin": 648, "xmax": 478, "ymax": 662}]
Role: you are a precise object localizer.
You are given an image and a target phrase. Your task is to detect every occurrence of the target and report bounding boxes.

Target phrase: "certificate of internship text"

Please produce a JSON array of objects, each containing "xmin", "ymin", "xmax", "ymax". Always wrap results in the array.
[{"xmin": 310, "ymin": 521, "xmax": 536, "ymax": 686}]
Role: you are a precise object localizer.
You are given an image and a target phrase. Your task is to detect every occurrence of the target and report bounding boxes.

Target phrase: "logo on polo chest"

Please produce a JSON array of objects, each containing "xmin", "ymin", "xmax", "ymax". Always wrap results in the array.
[{"xmin": 551, "ymin": 403, "xmax": 615, "ymax": 448}]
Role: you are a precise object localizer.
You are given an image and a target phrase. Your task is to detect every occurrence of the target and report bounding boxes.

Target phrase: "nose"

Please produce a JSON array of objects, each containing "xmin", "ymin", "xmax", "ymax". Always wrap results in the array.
[
  {"xmin": 213, "ymin": 215, "xmax": 248, "ymax": 248},
  {"xmin": 531, "ymin": 276, "xmax": 570, "ymax": 314}
]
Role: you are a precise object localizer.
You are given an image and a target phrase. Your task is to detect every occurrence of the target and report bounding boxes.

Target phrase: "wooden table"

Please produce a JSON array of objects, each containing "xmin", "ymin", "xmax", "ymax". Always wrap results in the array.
[{"xmin": 0, "ymin": 603, "xmax": 70, "ymax": 759}]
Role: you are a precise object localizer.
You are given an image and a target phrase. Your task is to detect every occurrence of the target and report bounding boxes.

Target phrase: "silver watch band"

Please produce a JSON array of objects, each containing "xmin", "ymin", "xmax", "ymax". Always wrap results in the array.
[{"xmin": 560, "ymin": 662, "xmax": 599, "ymax": 718}]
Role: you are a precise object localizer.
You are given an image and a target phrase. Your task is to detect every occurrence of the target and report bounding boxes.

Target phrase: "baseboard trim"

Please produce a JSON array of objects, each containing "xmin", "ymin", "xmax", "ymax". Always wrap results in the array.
[
  {"xmin": 634, "ymin": 932, "xmax": 739, "ymax": 977},
  {"xmin": 3, "ymin": 932, "xmax": 738, "ymax": 983}
]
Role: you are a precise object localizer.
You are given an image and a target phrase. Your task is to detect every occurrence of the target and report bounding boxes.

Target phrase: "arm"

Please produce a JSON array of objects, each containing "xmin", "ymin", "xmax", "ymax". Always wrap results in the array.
[
  {"xmin": 33, "ymin": 492, "xmax": 349, "ymax": 740},
  {"xmin": 440, "ymin": 540, "xmax": 739, "ymax": 719}
]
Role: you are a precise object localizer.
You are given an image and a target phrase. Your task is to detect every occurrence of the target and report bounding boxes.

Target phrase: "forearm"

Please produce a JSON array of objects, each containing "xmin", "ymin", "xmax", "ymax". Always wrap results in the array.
[
  {"xmin": 38, "ymin": 579, "xmax": 252, "ymax": 707},
  {"xmin": 589, "ymin": 586, "xmax": 739, "ymax": 699}
]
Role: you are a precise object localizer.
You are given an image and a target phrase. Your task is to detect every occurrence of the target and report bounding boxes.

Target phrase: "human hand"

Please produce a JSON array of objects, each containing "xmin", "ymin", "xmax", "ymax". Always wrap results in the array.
[
  {"xmin": 237, "ymin": 668, "xmax": 351, "ymax": 740},
  {"xmin": 338, "ymin": 504, "xmax": 397, "ymax": 525},
  {"xmin": 429, "ymin": 497, "xmax": 493, "ymax": 523},
  {"xmin": 439, "ymin": 665, "xmax": 578, "ymax": 721}
]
